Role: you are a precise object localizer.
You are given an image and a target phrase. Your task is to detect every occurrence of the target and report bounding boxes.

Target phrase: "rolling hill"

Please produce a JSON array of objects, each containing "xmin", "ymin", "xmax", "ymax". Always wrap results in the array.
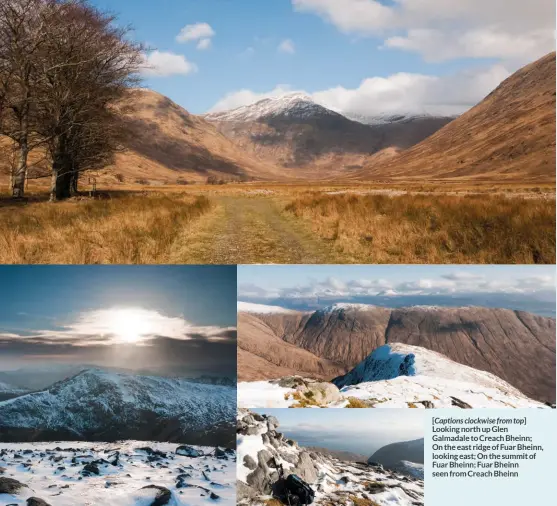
[{"xmin": 354, "ymin": 52, "xmax": 556, "ymax": 183}]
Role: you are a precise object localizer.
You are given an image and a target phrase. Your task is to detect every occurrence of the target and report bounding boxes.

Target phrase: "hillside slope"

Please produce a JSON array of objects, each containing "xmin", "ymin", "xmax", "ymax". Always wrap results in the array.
[
  {"xmin": 238, "ymin": 303, "xmax": 556, "ymax": 402},
  {"xmin": 111, "ymin": 89, "xmax": 284, "ymax": 183},
  {"xmin": 238, "ymin": 313, "xmax": 346, "ymax": 381},
  {"xmin": 369, "ymin": 438, "xmax": 424, "ymax": 468},
  {"xmin": 0, "ymin": 369, "xmax": 236, "ymax": 446},
  {"xmin": 355, "ymin": 52, "xmax": 556, "ymax": 182},
  {"xmin": 0, "ymin": 89, "xmax": 283, "ymax": 187}
]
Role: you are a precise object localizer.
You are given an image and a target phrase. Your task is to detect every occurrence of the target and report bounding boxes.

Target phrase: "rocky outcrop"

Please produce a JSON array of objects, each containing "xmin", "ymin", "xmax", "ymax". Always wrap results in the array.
[
  {"xmin": 237, "ymin": 409, "xmax": 424, "ymax": 505},
  {"xmin": 239, "ymin": 304, "xmax": 556, "ymax": 402}
]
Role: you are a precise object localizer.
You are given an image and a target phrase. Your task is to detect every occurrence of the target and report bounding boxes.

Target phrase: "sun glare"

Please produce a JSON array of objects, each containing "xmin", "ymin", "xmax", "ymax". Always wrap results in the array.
[{"xmin": 105, "ymin": 308, "xmax": 153, "ymax": 343}]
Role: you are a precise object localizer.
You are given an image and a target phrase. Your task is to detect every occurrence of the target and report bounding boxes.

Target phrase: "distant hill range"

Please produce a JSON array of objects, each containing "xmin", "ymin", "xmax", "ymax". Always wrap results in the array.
[
  {"xmin": 237, "ymin": 302, "xmax": 556, "ymax": 403},
  {"xmin": 369, "ymin": 438, "xmax": 424, "ymax": 473}
]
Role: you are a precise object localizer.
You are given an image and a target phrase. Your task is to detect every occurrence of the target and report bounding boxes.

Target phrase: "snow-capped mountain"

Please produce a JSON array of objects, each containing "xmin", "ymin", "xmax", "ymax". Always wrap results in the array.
[
  {"xmin": 0, "ymin": 369, "xmax": 236, "ymax": 446},
  {"xmin": 237, "ymin": 409, "xmax": 424, "ymax": 506},
  {"xmin": 204, "ymin": 93, "xmax": 453, "ymax": 172},
  {"xmin": 205, "ymin": 93, "xmax": 339, "ymax": 122},
  {"xmin": 0, "ymin": 441, "xmax": 236, "ymax": 505},
  {"xmin": 345, "ymin": 111, "xmax": 456, "ymax": 126}
]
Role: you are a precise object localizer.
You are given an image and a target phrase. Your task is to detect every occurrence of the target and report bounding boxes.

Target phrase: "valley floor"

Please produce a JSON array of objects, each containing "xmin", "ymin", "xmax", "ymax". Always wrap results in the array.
[
  {"xmin": 0, "ymin": 441, "xmax": 235, "ymax": 506},
  {"xmin": 0, "ymin": 183, "xmax": 554, "ymax": 264}
]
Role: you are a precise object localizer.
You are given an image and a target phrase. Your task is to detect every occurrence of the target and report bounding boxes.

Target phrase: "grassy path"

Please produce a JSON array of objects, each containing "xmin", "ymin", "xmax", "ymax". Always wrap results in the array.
[{"xmin": 170, "ymin": 196, "xmax": 338, "ymax": 264}]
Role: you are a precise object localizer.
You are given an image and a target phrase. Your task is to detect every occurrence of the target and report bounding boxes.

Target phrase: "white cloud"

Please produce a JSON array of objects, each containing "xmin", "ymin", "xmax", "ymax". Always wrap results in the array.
[
  {"xmin": 384, "ymin": 27, "xmax": 555, "ymax": 63},
  {"xmin": 196, "ymin": 38, "xmax": 212, "ymax": 50},
  {"xmin": 176, "ymin": 22, "xmax": 215, "ymax": 43},
  {"xmin": 312, "ymin": 64, "xmax": 511, "ymax": 116},
  {"xmin": 238, "ymin": 271, "xmax": 556, "ymax": 300},
  {"xmin": 209, "ymin": 84, "xmax": 298, "ymax": 112},
  {"xmin": 292, "ymin": 0, "xmax": 555, "ymax": 64},
  {"xmin": 0, "ymin": 308, "xmax": 234, "ymax": 346},
  {"xmin": 278, "ymin": 39, "xmax": 296, "ymax": 54},
  {"xmin": 141, "ymin": 51, "xmax": 197, "ymax": 77},
  {"xmin": 207, "ymin": 64, "xmax": 510, "ymax": 116}
]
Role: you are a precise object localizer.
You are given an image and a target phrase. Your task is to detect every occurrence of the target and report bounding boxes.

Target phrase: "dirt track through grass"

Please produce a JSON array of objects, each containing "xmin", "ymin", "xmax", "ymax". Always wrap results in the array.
[{"xmin": 171, "ymin": 196, "xmax": 337, "ymax": 264}]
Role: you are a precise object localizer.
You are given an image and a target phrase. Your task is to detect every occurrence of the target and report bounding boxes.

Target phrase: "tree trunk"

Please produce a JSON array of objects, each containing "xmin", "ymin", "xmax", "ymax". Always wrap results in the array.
[
  {"xmin": 11, "ymin": 138, "xmax": 29, "ymax": 198},
  {"xmin": 49, "ymin": 135, "xmax": 72, "ymax": 201},
  {"xmin": 69, "ymin": 164, "xmax": 79, "ymax": 196}
]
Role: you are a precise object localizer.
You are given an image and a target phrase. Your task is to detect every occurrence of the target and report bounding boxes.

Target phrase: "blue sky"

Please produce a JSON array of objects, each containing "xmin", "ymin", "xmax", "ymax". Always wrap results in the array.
[
  {"xmin": 238, "ymin": 265, "xmax": 556, "ymax": 316},
  {"xmin": 0, "ymin": 266, "xmax": 237, "ymax": 374},
  {"xmin": 254, "ymin": 408, "xmax": 424, "ymax": 455},
  {"xmin": 90, "ymin": 0, "xmax": 554, "ymax": 115}
]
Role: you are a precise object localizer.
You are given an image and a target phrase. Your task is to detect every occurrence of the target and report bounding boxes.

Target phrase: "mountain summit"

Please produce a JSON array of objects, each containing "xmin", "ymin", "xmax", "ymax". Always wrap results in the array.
[{"xmin": 205, "ymin": 93, "xmax": 336, "ymax": 122}]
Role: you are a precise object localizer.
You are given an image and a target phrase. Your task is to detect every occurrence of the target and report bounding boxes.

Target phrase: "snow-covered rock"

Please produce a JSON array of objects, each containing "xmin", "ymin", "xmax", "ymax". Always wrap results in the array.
[
  {"xmin": 333, "ymin": 343, "xmax": 548, "ymax": 408},
  {"xmin": 236, "ymin": 409, "xmax": 424, "ymax": 506},
  {"xmin": 0, "ymin": 441, "xmax": 235, "ymax": 505}
]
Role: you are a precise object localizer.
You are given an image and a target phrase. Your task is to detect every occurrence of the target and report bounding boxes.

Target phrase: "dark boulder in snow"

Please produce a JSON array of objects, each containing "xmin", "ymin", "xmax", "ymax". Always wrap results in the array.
[
  {"xmin": 0, "ymin": 477, "xmax": 28, "ymax": 494},
  {"xmin": 140, "ymin": 485, "xmax": 172, "ymax": 506},
  {"xmin": 27, "ymin": 498, "xmax": 52, "ymax": 506},
  {"xmin": 81, "ymin": 462, "xmax": 100, "ymax": 476},
  {"xmin": 176, "ymin": 445, "xmax": 202, "ymax": 457}
]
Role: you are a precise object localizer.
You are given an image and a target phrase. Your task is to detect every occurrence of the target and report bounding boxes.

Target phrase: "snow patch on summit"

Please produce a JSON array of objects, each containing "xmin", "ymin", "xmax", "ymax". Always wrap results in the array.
[{"xmin": 205, "ymin": 93, "xmax": 339, "ymax": 122}]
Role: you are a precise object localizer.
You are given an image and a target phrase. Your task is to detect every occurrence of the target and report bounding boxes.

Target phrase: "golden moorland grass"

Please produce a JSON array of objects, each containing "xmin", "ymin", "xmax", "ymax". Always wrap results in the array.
[
  {"xmin": 284, "ymin": 193, "xmax": 556, "ymax": 264},
  {"xmin": 0, "ymin": 193, "xmax": 211, "ymax": 264}
]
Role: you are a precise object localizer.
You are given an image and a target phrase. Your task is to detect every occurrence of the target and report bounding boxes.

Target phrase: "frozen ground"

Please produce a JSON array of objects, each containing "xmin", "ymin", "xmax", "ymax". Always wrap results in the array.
[{"xmin": 0, "ymin": 441, "xmax": 235, "ymax": 505}]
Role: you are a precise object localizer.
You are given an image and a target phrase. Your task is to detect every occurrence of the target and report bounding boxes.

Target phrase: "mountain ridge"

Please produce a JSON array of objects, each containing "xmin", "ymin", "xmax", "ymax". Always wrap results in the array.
[
  {"xmin": 0, "ymin": 368, "xmax": 236, "ymax": 446},
  {"xmin": 238, "ymin": 303, "xmax": 556, "ymax": 402}
]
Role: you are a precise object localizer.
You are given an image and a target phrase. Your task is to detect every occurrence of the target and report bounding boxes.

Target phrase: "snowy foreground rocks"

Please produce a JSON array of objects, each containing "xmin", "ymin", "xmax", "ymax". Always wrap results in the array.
[
  {"xmin": 238, "ymin": 343, "xmax": 549, "ymax": 409},
  {"xmin": 237, "ymin": 409, "xmax": 424, "ymax": 506},
  {"xmin": 0, "ymin": 441, "xmax": 236, "ymax": 505}
]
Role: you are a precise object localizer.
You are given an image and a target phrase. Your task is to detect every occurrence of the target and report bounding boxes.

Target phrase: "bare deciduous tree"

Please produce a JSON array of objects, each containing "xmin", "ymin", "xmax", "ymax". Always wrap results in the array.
[
  {"xmin": 35, "ymin": 0, "xmax": 143, "ymax": 201},
  {"xmin": 0, "ymin": 0, "xmax": 51, "ymax": 198}
]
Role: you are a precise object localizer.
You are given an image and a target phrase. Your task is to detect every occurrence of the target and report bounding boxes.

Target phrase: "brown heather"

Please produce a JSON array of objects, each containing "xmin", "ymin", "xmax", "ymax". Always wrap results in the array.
[
  {"xmin": 284, "ymin": 193, "xmax": 556, "ymax": 264},
  {"xmin": 0, "ymin": 193, "xmax": 211, "ymax": 264}
]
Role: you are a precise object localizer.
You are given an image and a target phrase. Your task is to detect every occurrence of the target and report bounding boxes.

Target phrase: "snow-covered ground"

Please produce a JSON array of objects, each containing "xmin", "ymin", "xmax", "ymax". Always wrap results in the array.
[
  {"xmin": 0, "ymin": 441, "xmax": 235, "ymax": 505},
  {"xmin": 238, "ymin": 343, "xmax": 548, "ymax": 409},
  {"xmin": 237, "ymin": 381, "xmax": 295, "ymax": 408}
]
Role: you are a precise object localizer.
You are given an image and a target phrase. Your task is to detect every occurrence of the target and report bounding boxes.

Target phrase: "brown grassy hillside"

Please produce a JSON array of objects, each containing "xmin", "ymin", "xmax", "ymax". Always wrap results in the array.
[
  {"xmin": 0, "ymin": 89, "xmax": 283, "ymax": 188},
  {"xmin": 354, "ymin": 52, "xmax": 556, "ymax": 183}
]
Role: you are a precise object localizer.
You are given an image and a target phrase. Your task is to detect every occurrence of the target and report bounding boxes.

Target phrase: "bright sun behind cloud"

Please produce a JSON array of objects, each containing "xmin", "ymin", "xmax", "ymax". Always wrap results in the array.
[
  {"xmin": 104, "ymin": 308, "xmax": 154, "ymax": 343},
  {"xmin": 72, "ymin": 307, "xmax": 192, "ymax": 345}
]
